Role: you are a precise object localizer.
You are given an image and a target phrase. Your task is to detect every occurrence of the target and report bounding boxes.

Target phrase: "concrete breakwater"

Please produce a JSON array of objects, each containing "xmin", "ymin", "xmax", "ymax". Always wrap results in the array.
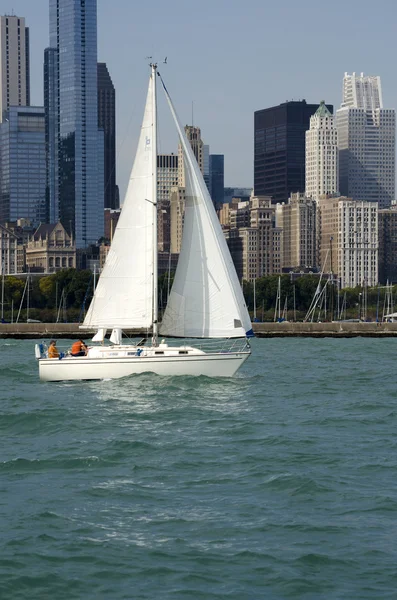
[{"xmin": 1, "ymin": 321, "xmax": 397, "ymax": 339}]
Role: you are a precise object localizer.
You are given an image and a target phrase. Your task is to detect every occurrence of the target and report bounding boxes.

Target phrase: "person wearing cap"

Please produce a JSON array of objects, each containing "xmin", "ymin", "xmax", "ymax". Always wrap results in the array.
[
  {"xmin": 71, "ymin": 339, "xmax": 88, "ymax": 357},
  {"xmin": 48, "ymin": 340, "xmax": 60, "ymax": 359}
]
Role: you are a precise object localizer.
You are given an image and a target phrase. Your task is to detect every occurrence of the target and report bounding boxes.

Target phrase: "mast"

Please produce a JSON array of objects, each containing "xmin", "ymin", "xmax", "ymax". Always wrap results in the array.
[{"xmin": 151, "ymin": 63, "xmax": 158, "ymax": 346}]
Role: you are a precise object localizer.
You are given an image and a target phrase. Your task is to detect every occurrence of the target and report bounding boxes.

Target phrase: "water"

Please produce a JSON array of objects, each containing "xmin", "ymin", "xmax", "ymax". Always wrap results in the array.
[{"xmin": 1, "ymin": 337, "xmax": 397, "ymax": 599}]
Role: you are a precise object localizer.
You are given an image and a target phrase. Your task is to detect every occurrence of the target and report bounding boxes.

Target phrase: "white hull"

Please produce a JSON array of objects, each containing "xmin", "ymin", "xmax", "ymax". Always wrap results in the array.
[{"xmin": 38, "ymin": 345, "xmax": 250, "ymax": 382}]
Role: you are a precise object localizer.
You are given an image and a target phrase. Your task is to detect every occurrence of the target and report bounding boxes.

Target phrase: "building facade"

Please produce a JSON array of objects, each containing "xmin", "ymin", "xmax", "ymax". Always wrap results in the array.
[
  {"xmin": 104, "ymin": 207, "xmax": 120, "ymax": 241},
  {"xmin": 203, "ymin": 144, "xmax": 210, "ymax": 191},
  {"xmin": 223, "ymin": 187, "xmax": 252, "ymax": 204},
  {"xmin": 317, "ymin": 195, "xmax": 378, "ymax": 288},
  {"xmin": 254, "ymin": 100, "xmax": 333, "ymax": 203},
  {"xmin": 305, "ymin": 101, "xmax": 338, "ymax": 200},
  {"xmin": 0, "ymin": 14, "xmax": 30, "ymax": 121},
  {"xmin": 378, "ymin": 207, "xmax": 397, "ymax": 284},
  {"xmin": 98, "ymin": 62, "xmax": 117, "ymax": 210},
  {"xmin": 47, "ymin": 0, "xmax": 104, "ymax": 248},
  {"xmin": 157, "ymin": 154, "xmax": 178, "ymax": 252},
  {"xmin": 0, "ymin": 106, "xmax": 46, "ymax": 225},
  {"xmin": 336, "ymin": 73, "xmax": 395, "ymax": 209},
  {"xmin": 26, "ymin": 222, "xmax": 76, "ymax": 273},
  {"xmin": 276, "ymin": 193, "xmax": 317, "ymax": 271},
  {"xmin": 170, "ymin": 186, "xmax": 185, "ymax": 254},
  {"xmin": 209, "ymin": 154, "xmax": 224, "ymax": 207},
  {"xmin": 223, "ymin": 196, "xmax": 282, "ymax": 281},
  {"xmin": 0, "ymin": 224, "xmax": 18, "ymax": 274},
  {"xmin": 44, "ymin": 47, "xmax": 58, "ymax": 223},
  {"xmin": 178, "ymin": 125, "xmax": 203, "ymax": 186}
]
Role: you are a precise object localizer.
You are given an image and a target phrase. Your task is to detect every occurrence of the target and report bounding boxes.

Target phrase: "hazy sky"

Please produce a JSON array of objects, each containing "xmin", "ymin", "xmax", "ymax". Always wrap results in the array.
[{"xmin": 5, "ymin": 0, "xmax": 397, "ymax": 198}]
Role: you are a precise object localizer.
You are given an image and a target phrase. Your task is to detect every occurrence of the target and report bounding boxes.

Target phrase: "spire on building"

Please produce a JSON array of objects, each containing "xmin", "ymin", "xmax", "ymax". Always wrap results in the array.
[{"xmin": 315, "ymin": 100, "xmax": 332, "ymax": 117}]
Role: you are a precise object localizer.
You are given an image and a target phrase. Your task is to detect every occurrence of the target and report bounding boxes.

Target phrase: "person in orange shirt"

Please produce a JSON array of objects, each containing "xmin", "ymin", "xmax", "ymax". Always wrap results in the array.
[
  {"xmin": 48, "ymin": 340, "xmax": 60, "ymax": 359},
  {"xmin": 71, "ymin": 339, "xmax": 88, "ymax": 357}
]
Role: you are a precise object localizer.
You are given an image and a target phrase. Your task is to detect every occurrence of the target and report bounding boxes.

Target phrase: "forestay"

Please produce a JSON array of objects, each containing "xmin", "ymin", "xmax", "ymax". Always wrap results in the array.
[
  {"xmin": 159, "ymin": 77, "xmax": 252, "ymax": 339},
  {"xmin": 82, "ymin": 74, "xmax": 155, "ymax": 331}
]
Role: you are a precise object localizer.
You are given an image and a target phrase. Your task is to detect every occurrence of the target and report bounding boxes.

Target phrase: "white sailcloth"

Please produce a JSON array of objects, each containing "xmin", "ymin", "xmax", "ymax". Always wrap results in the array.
[
  {"xmin": 159, "ymin": 78, "xmax": 253, "ymax": 338},
  {"xmin": 82, "ymin": 75, "xmax": 156, "ymax": 330}
]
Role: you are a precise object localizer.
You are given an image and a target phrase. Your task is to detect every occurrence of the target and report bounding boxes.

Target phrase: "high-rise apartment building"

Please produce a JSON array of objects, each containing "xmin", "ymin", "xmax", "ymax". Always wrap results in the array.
[
  {"xmin": 223, "ymin": 196, "xmax": 282, "ymax": 281},
  {"xmin": 98, "ymin": 62, "xmax": 117, "ymax": 210},
  {"xmin": 305, "ymin": 101, "xmax": 338, "ymax": 200},
  {"xmin": 46, "ymin": 0, "xmax": 104, "ymax": 248},
  {"xmin": 317, "ymin": 195, "xmax": 378, "ymax": 288},
  {"xmin": 276, "ymin": 193, "xmax": 317, "ymax": 270},
  {"xmin": 0, "ymin": 15, "xmax": 30, "ymax": 121},
  {"xmin": 209, "ymin": 154, "xmax": 224, "ymax": 207},
  {"xmin": 0, "ymin": 106, "xmax": 46, "ymax": 225},
  {"xmin": 157, "ymin": 154, "xmax": 178, "ymax": 252},
  {"xmin": 254, "ymin": 100, "xmax": 333, "ymax": 204},
  {"xmin": 336, "ymin": 73, "xmax": 395, "ymax": 209}
]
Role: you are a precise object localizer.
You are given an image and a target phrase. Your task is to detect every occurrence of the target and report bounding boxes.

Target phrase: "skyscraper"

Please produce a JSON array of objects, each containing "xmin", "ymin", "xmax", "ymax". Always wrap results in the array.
[
  {"xmin": 44, "ymin": 47, "xmax": 58, "ymax": 223},
  {"xmin": 46, "ymin": 0, "xmax": 104, "ymax": 247},
  {"xmin": 254, "ymin": 100, "xmax": 333, "ymax": 204},
  {"xmin": 209, "ymin": 154, "xmax": 224, "ymax": 207},
  {"xmin": 98, "ymin": 62, "xmax": 117, "ymax": 209},
  {"xmin": 317, "ymin": 195, "xmax": 378, "ymax": 288},
  {"xmin": 275, "ymin": 193, "xmax": 317, "ymax": 270},
  {"xmin": 178, "ymin": 125, "xmax": 203, "ymax": 186},
  {"xmin": 203, "ymin": 144, "xmax": 210, "ymax": 191},
  {"xmin": 0, "ymin": 15, "xmax": 30, "ymax": 121},
  {"xmin": 0, "ymin": 106, "xmax": 46, "ymax": 225},
  {"xmin": 305, "ymin": 101, "xmax": 338, "ymax": 200},
  {"xmin": 336, "ymin": 73, "xmax": 395, "ymax": 209}
]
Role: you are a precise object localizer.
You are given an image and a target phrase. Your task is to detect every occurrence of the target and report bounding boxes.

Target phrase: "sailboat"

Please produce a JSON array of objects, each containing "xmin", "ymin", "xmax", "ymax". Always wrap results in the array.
[{"xmin": 37, "ymin": 64, "xmax": 253, "ymax": 382}]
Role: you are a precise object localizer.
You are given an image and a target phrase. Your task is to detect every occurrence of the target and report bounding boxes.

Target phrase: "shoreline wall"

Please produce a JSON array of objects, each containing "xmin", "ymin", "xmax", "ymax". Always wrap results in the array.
[{"xmin": 1, "ymin": 322, "xmax": 397, "ymax": 339}]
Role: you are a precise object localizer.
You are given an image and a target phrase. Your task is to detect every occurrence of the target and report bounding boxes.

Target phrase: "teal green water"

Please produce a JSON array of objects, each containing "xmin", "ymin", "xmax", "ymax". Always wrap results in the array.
[{"xmin": 1, "ymin": 338, "xmax": 397, "ymax": 599}]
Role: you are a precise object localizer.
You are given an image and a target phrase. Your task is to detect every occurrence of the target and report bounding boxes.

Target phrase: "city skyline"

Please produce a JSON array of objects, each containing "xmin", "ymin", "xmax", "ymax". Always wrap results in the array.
[{"xmin": 4, "ymin": 0, "xmax": 397, "ymax": 201}]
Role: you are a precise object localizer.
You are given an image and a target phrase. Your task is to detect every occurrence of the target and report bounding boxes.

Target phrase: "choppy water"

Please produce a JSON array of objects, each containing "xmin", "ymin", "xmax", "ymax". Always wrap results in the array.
[{"xmin": 1, "ymin": 337, "xmax": 397, "ymax": 599}]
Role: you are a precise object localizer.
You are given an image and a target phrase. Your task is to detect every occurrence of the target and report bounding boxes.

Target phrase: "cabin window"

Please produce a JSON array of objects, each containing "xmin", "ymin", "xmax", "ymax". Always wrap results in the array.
[
  {"xmin": 179, "ymin": 350, "xmax": 188, "ymax": 354},
  {"xmin": 154, "ymin": 351, "xmax": 164, "ymax": 355}
]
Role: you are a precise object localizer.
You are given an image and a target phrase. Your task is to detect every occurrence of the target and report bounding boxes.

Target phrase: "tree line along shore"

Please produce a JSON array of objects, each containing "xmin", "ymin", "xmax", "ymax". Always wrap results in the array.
[{"xmin": 0, "ymin": 269, "xmax": 394, "ymax": 323}]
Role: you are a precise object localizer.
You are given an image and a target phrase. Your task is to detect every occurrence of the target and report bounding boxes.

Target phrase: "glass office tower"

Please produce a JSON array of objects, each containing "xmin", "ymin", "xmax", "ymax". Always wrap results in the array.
[
  {"xmin": 47, "ymin": 0, "xmax": 104, "ymax": 247},
  {"xmin": 209, "ymin": 154, "xmax": 224, "ymax": 207},
  {"xmin": 0, "ymin": 106, "xmax": 46, "ymax": 224},
  {"xmin": 97, "ymin": 62, "xmax": 117, "ymax": 210}
]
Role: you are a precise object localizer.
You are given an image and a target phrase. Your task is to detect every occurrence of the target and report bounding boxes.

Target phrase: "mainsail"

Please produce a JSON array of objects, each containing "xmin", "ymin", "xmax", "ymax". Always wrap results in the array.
[
  {"xmin": 82, "ymin": 73, "xmax": 156, "ymax": 330},
  {"xmin": 159, "ymin": 77, "xmax": 253, "ymax": 339}
]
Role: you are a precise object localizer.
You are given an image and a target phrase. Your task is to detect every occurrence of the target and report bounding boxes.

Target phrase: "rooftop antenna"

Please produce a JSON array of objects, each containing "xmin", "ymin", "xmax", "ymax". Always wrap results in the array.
[{"xmin": 192, "ymin": 101, "xmax": 194, "ymax": 127}]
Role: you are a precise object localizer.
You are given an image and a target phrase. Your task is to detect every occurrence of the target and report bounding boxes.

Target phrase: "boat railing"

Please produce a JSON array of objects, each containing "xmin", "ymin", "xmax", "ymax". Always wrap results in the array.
[
  {"xmin": 35, "ymin": 336, "xmax": 251, "ymax": 357},
  {"xmin": 156, "ymin": 337, "xmax": 251, "ymax": 354}
]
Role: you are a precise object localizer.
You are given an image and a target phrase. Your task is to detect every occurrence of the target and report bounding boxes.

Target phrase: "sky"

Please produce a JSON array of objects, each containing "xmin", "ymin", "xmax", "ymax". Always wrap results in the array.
[{"xmin": 4, "ymin": 0, "xmax": 397, "ymax": 199}]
